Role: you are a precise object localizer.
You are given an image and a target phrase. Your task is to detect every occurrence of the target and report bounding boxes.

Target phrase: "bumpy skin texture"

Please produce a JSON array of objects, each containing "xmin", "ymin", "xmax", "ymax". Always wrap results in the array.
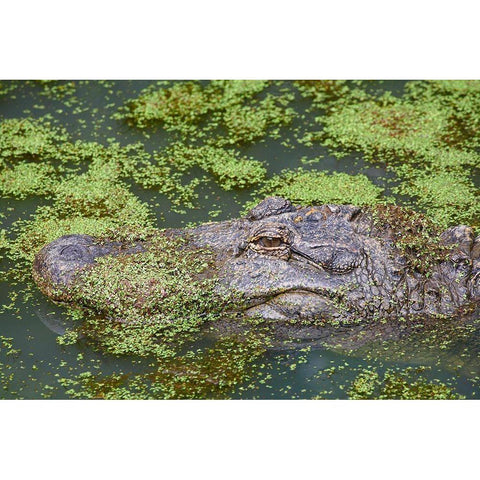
[
  {"xmin": 33, "ymin": 197, "xmax": 480, "ymax": 332},
  {"xmin": 32, "ymin": 234, "xmax": 145, "ymax": 301}
]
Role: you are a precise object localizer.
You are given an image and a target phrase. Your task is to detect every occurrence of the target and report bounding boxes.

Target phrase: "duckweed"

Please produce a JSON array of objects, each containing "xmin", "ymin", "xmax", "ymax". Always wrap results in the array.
[
  {"xmin": 0, "ymin": 229, "xmax": 8, "ymax": 260},
  {"xmin": 0, "ymin": 162, "xmax": 59, "ymax": 199},
  {"xmin": 35, "ymin": 80, "xmax": 78, "ymax": 101},
  {"xmin": 306, "ymin": 80, "xmax": 480, "ymax": 229},
  {"xmin": 220, "ymin": 93, "xmax": 295, "ymax": 145},
  {"xmin": 348, "ymin": 367, "xmax": 464, "ymax": 400},
  {"xmin": 8, "ymin": 160, "xmax": 154, "ymax": 265},
  {"xmin": 320, "ymin": 100, "xmax": 450, "ymax": 162},
  {"xmin": 405, "ymin": 80, "xmax": 480, "ymax": 149},
  {"xmin": 0, "ymin": 118, "xmax": 68, "ymax": 167},
  {"xmin": 12, "ymin": 216, "xmax": 151, "ymax": 266},
  {"xmin": 0, "ymin": 81, "xmax": 18, "ymax": 98},
  {"xmin": 129, "ymin": 143, "xmax": 266, "ymax": 211},
  {"xmin": 115, "ymin": 81, "xmax": 214, "ymax": 131},
  {"xmin": 369, "ymin": 204, "xmax": 453, "ymax": 274},
  {"xmin": 250, "ymin": 168, "xmax": 385, "ymax": 206},
  {"xmin": 57, "ymin": 336, "xmax": 265, "ymax": 399},
  {"xmin": 114, "ymin": 80, "xmax": 295, "ymax": 145},
  {"xmin": 394, "ymin": 171, "xmax": 480, "ymax": 229},
  {"xmin": 154, "ymin": 144, "xmax": 267, "ymax": 190},
  {"xmin": 54, "ymin": 163, "xmax": 151, "ymax": 219},
  {"xmin": 295, "ymin": 80, "xmax": 371, "ymax": 112}
]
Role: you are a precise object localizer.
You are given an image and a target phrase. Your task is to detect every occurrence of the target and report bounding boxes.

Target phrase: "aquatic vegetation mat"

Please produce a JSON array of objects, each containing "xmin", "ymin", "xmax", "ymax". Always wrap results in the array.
[
  {"xmin": 114, "ymin": 80, "xmax": 295, "ymax": 146},
  {"xmin": 308, "ymin": 81, "xmax": 480, "ymax": 229},
  {"xmin": 346, "ymin": 366, "xmax": 464, "ymax": 400},
  {"xmin": 249, "ymin": 168, "xmax": 385, "ymax": 207}
]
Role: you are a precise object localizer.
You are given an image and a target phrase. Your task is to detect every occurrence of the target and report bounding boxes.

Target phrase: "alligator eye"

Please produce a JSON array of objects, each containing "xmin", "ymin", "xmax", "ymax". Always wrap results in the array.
[
  {"xmin": 247, "ymin": 224, "xmax": 292, "ymax": 259},
  {"xmin": 248, "ymin": 233, "xmax": 291, "ymax": 259},
  {"xmin": 257, "ymin": 237, "xmax": 283, "ymax": 248}
]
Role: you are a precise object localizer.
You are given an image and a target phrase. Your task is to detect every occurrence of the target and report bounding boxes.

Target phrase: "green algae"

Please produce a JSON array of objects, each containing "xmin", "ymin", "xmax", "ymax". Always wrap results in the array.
[
  {"xmin": 34, "ymin": 80, "xmax": 78, "ymax": 101},
  {"xmin": 54, "ymin": 162, "xmax": 151, "ymax": 220},
  {"xmin": 0, "ymin": 117, "xmax": 150, "ymax": 178},
  {"xmin": 203, "ymin": 151, "xmax": 266, "ymax": 190},
  {"xmin": 58, "ymin": 139, "xmax": 152, "ymax": 171},
  {"xmin": 210, "ymin": 79, "xmax": 269, "ymax": 104},
  {"xmin": 44, "ymin": 231, "xmax": 270, "ymax": 398},
  {"xmin": 0, "ymin": 81, "xmax": 18, "ymax": 98},
  {"xmin": 0, "ymin": 116, "xmax": 265, "ymax": 214},
  {"xmin": 1, "ymin": 131, "xmax": 157, "ymax": 267},
  {"xmin": 0, "ymin": 229, "xmax": 8, "ymax": 261},
  {"xmin": 405, "ymin": 80, "xmax": 480, "ymax": 150},
  {"xmin": 394, "ymin": 171, "xmax": 480, "ymax": 229},
  {"xmin": 114, "ymin": 80, "xmax": 295, "ymax": 145},
  {"xmin": 57, "ymin": 335, "xmax": 265, "ymax": 399},
  {"xmin": 0, "ymin": 118, "xmax": 69, "ymax": 168},
  {"xmin": 115, "ymin": 81, "xmax": 214, "ymax": 131},
  {"xmin": 219, "ymin": 92, "xmax": 295, "ymax": 145},
  {"xmin": 407, "ymin": 148, "xmax": 480, "ymax": 173},
  {"xmin": 320, "ymin": 100, "xmax": 450, "ymax": 161},
  {"xmin": 249, "ymin": 168, "xmax": 385, "ymax": 207},
  {"xmin": 40, "ymin": 230, "xmax": 251, "ymax": 365},
  {"xmin": 302, "ymin": 81, "xmax": 480, "ymax": 229},
  {"xmin": 65, "ymin": 234, "xmax": 235, "ymax": 358},
  {"xmin": 0, "ymin": 162, "xmax": 59, "ymax": 199},
  {"xmin": 9, "ymin": 163, "xmax": 154, "ymax": 266},
  {"xmin": 0, "ymin": 335, "xmax": 21, "ymax": 357},
  {"xmin": 295, "ymin": 80, "xmax": 371, "ymax": 112},
  {"xmin": 347, "ymin": 366, "xmax": 464, "ymax": 400},
  {"xmin": 12, "ymin": 216, "xmax": 148, "ymax": 267},
  {"xmin": 129, "ymin": 143, "xmax": 267, "ymax": 211},
  {"xmin": 153, "ymin": 144, "xmax": 267, "ymax": 190}
]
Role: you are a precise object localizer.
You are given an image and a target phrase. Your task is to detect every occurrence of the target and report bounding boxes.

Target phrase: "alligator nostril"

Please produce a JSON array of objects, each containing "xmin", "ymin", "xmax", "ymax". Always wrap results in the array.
[{"xmin": 60, "ymin": 245, "xmax": 86, "ymax": 261}]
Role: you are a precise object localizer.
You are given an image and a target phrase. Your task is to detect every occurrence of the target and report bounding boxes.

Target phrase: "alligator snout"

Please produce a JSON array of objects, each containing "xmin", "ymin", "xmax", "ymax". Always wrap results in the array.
[
  {"xmin": 32, "ymin": 234, "xmax": 100, "ymax": 300},
  {"xmin": 32, "ymin": 234, "xmax": 145, "ymax": 301}
]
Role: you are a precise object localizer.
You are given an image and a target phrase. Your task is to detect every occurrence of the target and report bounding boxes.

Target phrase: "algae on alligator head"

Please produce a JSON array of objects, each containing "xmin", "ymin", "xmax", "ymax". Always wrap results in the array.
[
  {"xmin": 51, "ymin": 233, "xmax": 240, "ymax": 358},
  {"xmin": 32, "ymin": 195, "xmax": 480, "ymax": 360}
]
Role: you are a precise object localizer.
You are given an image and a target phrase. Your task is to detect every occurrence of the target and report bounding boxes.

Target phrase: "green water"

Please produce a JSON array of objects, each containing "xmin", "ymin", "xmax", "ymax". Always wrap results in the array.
[{"xmin": 1, "ymin": 80, "xmax": 479, "ymax": 399}]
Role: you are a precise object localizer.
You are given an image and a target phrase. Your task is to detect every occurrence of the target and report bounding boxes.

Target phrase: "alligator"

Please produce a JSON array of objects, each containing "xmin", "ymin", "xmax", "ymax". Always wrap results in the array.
[{"xmin": 32, "ymin": 197, "xmax": 480, "ymax": 347}]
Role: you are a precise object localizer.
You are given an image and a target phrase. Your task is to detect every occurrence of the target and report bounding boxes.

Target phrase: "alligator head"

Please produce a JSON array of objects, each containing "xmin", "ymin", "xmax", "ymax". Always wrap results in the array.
[{"xmin": 32, "ymin": 197, "xmax": 480, "ymax": 333}]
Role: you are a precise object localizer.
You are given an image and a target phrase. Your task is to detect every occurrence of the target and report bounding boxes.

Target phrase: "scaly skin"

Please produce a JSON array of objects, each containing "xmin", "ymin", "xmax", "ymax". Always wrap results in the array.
[{"xmin": 32, "ymin": 197, "xmax": 480, "ymax": 338}]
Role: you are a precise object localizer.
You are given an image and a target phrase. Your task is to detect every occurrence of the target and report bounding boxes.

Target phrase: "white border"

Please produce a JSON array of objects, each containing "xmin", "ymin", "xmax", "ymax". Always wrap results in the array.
[
  {"xmin": 0, "ymin": 400, "xmax": 478, "ymax": 478},
  {"xmin": 3, "ymin": 1, "xmax": 480, "ymax": 79}
]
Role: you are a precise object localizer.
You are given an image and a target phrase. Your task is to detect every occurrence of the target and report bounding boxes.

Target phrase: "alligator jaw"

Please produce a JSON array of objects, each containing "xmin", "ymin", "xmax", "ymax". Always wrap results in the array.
[{"xmin": 244, "ymin": 289, "xmax": 339, "ymax": 322}]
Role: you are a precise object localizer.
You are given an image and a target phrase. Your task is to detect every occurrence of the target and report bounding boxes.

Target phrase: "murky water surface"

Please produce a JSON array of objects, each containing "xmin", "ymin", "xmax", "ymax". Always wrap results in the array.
[{"xmin": 1, "ymin": 80, "xmax": 479, "ymax": 399}]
